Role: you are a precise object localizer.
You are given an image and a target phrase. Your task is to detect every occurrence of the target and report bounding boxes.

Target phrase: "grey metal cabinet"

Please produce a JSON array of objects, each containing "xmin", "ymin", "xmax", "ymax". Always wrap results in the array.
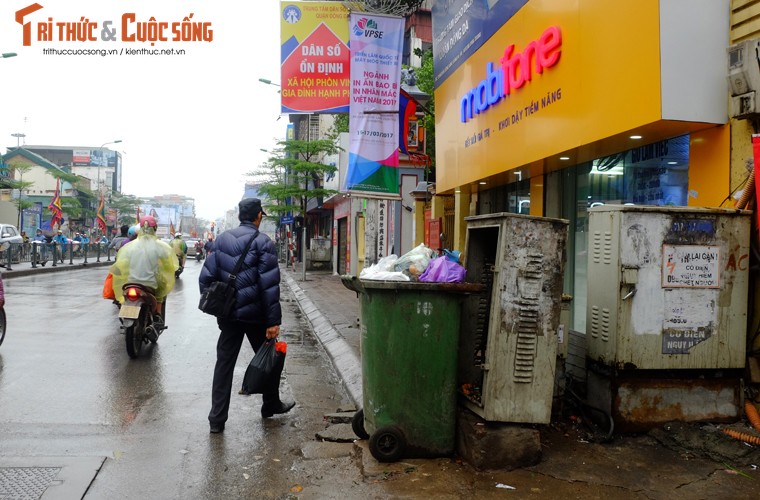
[{"xmin": 459, "ymin": 213, "xmax": 568, "ymax": 423}]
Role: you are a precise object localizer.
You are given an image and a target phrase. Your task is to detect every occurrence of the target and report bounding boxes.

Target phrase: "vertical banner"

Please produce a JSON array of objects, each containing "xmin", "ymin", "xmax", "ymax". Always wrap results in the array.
[
  {"xmin": 281, "ymin": 1, "xmax": 350, "ymax": 113},
  {"xmin": 48, "ymin": 178, "xmax": 63, "ymax": 228},
  {"xmin": 752, "ymin": 134, "xmax": 760, "ymax": 238},
  {"xmin": 96, "ymin": 193, "xmax": 107, "ymax": 233},
  {"xmin": 346, "ymin": 13, "xmax": 404, "ymax": 197}
]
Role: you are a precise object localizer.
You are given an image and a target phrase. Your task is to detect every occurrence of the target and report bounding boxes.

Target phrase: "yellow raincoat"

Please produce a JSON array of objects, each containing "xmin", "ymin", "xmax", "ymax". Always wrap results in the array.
[{"xmin": 109, "ymin": 233, "xmax": 178, "ymax": 302}]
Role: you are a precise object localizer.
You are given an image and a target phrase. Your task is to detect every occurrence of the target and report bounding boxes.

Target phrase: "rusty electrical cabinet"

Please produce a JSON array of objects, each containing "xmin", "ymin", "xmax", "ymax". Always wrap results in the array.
[
  {"xmin": 458, "ymin": 213, "xmax": 568, "ymax": 423},
  {"xmin": 585, "ymin": 205, "xmax": 750, "ymax": 431}
]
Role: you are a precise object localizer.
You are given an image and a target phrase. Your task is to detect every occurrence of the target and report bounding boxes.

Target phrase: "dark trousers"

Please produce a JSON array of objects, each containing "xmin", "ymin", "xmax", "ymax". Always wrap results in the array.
[{"xmin": 209, "ymin": 319, "xmax": 279, "ymax": 425}]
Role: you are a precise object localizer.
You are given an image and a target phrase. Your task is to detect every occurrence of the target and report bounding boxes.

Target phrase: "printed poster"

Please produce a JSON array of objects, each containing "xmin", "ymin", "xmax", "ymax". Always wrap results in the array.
[
  {"xmin": 280, "ymin": 1, "xmax": 350, "ymax": 113},
  {"xmin": 346, "ymin": 13, "xmax": 404, "ymax": 197}
]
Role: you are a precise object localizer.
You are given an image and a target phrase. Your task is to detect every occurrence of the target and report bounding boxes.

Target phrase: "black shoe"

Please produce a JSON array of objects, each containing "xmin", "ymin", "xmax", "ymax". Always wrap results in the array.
[
  {"xmin": 152, "ymin": 315, "xmax": 165, "ymax": 331},
  {"xmin": 261, "ymin": 400, "xmax": 296, "ymax": 418},
  {"xmin": 209, "ymin": 423, "xmax": 224, "ymax": 433}
]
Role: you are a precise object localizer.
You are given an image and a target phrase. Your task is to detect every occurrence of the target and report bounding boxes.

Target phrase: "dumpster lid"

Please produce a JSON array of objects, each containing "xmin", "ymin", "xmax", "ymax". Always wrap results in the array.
[{"xmin": 341, "ymin": 275, "xmax": 484, "ymax": 294}]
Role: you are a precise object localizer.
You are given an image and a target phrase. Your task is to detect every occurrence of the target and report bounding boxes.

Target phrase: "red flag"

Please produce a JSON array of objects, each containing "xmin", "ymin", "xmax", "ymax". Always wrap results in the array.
[
  {"xmin": 96, "ymin": 192, "xmax": 107, "ymax": 233},
  {"xmin": 752, "ymin": 135, "xmax": 760, "ymax": 238},
  {"xmin": 48, "ymin": 178, "xmax": 63, "ymax": 228},
  {"xmin": 399, "ymin": 88, "xmax": 418, "ymax": 154}
]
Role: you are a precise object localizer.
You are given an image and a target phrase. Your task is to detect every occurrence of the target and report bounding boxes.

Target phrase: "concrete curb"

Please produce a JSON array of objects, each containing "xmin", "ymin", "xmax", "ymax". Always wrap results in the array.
[{"xmin": 283, "ymin": 272, "xmax": 363, "ymax": 408}]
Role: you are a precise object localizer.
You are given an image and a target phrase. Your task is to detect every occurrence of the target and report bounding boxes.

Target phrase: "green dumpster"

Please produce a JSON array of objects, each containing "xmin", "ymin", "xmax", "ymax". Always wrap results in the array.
[{"xmin": 342, "ymin": 276, "xmax": 482, "ymax": 462}]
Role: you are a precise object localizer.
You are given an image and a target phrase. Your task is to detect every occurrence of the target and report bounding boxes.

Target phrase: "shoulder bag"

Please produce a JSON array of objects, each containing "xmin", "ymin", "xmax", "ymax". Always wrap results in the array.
[{"xmin": 198, "ymin": 231, "xmax": 258, "ymax": 318}]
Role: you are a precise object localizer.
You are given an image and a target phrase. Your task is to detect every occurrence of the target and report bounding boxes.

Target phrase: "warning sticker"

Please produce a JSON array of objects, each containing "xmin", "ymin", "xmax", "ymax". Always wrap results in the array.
[{"xmin": 662, "ymin": 245, "xmax": 720, "ymax": 288}]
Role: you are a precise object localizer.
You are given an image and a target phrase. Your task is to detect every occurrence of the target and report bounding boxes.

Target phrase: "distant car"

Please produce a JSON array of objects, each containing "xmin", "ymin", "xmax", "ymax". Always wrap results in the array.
[
  {"xmin": 185, "ymin": 238, "xmax": 199, "ymax": 257},
  {"xmin": 0, "ymin": 223, "xmax": 24, "ymax": 263}
]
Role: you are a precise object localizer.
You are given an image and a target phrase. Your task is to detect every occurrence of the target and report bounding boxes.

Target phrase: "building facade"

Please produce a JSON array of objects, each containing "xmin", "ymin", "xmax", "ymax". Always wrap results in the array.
[
  {"xmin": 0, "ymin": 148, "xmax": 79, "ymax": 234},
  {"xmin": 429, "ymin": 0, "xmax": 738, "ymax": 336},
  {"xmin": 22, "ymin": 144, "xmax": 123, "ymax": 194}
]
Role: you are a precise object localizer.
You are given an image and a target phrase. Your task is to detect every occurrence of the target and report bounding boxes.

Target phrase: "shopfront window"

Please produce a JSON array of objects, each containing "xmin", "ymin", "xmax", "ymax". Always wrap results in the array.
[
  {"xmin": 477, "ymin": 178, "xmax": 530, "ymax": 215},
  {"xmin": 572, "ymin": 134, "xmax": 690, "ymax": 332}
]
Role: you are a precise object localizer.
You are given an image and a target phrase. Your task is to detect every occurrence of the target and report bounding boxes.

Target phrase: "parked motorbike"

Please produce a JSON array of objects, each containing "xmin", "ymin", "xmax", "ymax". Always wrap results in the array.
[{"xmin": 118, "ymin": 284, "xmax": 166, "ymax": 359}]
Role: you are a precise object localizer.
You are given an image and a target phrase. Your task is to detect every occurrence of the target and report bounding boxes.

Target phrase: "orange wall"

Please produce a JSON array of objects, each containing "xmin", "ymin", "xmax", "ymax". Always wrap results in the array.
[
  {"xmin": 530, "ymin": 176, "xmax": 544, "ymax": 216},
  {"xmin": 688, "ymin": 125, "xmax": 730, "ymax": 207}
]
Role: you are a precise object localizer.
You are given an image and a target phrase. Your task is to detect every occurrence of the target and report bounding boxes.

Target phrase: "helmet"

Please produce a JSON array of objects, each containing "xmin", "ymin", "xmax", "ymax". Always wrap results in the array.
[
  {"xmin": 175, "ymin": 232, "xmax": 182, "ymax": 238},
  {"xmin": 127, "ymin": 225, "xmax": 139, "ymax": 238},
  {"xmin": 139, "ymin": 215, "xmax": 157, "ymax": 235},
  {"xmin": 139, "ymin": 215, "xmax": 157, "ymax": 229}
]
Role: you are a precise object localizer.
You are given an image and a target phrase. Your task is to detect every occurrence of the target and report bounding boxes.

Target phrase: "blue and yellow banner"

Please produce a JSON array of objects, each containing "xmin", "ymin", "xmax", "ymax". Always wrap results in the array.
[{"xmin": 281, "ymin": 1, "xmax": 350, "ymax": 113}]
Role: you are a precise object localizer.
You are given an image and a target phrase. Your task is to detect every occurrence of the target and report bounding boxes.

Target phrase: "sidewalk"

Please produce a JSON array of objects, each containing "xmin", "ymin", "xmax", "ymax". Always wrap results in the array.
[
  {"xmin": 1, "ymin": 255, "xmax": 111, "ymax": 278},
  {"xmin": 283, "ymin": 266, "xmax": 760, "ymax": 497},
  {"xmin": 281, "ymin": 267, "xmax": 363, "ymax": 407}
]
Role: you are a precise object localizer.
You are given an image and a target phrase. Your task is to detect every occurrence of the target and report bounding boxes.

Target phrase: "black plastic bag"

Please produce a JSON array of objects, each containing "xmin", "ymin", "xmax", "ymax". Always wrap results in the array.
[{"xmin": 242, "ymin": 340, "xmax": 286, "ymax": 394}]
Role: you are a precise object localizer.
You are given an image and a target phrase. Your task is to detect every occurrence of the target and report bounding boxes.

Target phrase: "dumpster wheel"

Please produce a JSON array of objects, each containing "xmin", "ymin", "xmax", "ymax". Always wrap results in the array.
[
  {"xmin": 369, "ymin": 426, "xmax": 406, "ymax": 462},
  {"xmin": 352, "ymin": 409, "xmax": 369, "ymax": 440}
]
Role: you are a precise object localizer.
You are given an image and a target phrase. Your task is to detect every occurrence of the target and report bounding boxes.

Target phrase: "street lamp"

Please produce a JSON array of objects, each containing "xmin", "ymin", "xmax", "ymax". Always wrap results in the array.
[
  {"xmin": 11, "ymin": 133, "xmax": 25, "ymax": 148},
  {"xmin": 258, "ymin": 78, "xmax": 279, "ymax": 87},
  {"xmin": 96, "ymin": 140, "xmax": 121, "ymax": 236},
  {"xmin": 97, "ymin": 140, "xmax": 121, "ymax": 193}
]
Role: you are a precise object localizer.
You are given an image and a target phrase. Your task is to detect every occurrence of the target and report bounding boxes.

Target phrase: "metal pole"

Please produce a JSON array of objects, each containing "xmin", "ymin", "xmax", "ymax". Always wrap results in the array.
[
  {"xmin": 6, "ymin": 244, "xmax": 13, "ymax": 271},
  {"xmin": 302, "ymin": 114, "xmax": 311, "ymax": 282},
  {"xmin": 98, "ymin": 140, "xmax": 121, "ymax": 234}
]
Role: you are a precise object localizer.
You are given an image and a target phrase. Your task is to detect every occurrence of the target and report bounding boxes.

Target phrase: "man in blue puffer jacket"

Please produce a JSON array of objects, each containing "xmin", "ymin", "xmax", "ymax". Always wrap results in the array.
[{"xmin": 199, "ymin": 198, "xmax": 295, "ymax": 434}]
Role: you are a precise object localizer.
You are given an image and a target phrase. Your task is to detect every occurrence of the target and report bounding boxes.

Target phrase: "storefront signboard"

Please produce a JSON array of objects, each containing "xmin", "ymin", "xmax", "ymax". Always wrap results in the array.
[{"xmin": 432, "ymin": 0, "xmax": 528, "ymax": 88}]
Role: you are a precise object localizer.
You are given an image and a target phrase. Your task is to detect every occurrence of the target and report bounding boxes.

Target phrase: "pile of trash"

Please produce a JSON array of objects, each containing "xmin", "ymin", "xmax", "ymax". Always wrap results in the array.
[{"xmin": 359, "ymin": 244, "xmax": 466, "ymax": 283}]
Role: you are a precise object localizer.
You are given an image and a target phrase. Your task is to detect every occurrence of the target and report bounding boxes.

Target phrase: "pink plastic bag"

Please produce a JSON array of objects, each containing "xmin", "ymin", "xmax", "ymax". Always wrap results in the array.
[{"xmin": 419, "ymin": 256, "xmax": 466, "ymax": 283}]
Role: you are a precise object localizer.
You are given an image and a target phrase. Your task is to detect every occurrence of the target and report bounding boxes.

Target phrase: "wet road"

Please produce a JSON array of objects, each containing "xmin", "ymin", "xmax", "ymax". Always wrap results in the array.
[{"xmin": 0, "ymin": 262, "xmax": 365, "ymax": 499}]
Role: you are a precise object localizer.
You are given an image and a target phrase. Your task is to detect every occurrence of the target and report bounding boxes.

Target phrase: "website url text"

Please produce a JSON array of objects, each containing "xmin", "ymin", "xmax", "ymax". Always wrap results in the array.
[{"xmin": 42, "ymin": 47, "xmax": 187, "ymax": 57}]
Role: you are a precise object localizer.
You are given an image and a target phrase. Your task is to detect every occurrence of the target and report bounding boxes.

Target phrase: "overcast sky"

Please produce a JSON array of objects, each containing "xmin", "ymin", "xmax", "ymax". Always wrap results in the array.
[{"xmin": 0, "ymin": 0, "xmax": 286, "ymax": 220}]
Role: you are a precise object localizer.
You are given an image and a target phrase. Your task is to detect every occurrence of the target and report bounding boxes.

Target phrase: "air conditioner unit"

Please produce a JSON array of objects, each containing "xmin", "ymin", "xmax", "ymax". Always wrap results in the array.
[
  {"xmin": 728, "ymin": 39, "xmax": 760, "ymax": 96},
  {"xmin": 731, "ymin": 91, "xmax": 757, "ymax": 118}
]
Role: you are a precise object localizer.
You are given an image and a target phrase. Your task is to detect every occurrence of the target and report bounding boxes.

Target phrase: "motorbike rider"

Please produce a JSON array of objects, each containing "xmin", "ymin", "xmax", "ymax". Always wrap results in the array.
[
  {"xmin": 203, "ymin": 236, "xmax": 214, "ymax": 256},
  {"xmin": 32, "ymin": 228, "xmax": 48, "ymax": 266},
  {"xmin": 52, "ymin": 230, "xmax": 68, "ymax": 262},
  {"xmin": 109, "ymin": 225, "xmax": 130, "ymax": 253},
  {"xmin": 109, "ymin": 215, "xmax": 178, "ymax": 324},
  {"xmin": 194, "ymin": 239, "xmax": 204, "ymax": 260},
  {"xmin": 170, "ymin": 232, "xmax": 188, "ymax": 269}
]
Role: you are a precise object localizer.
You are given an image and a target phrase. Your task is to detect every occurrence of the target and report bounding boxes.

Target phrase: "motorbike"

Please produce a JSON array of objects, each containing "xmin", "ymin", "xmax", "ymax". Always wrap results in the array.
[
  {"xmin": 118, "ymin": 283, "xmax": 166, "ymax": 359},
  {"xmin": 175, "ymin": 255, "xmax": 184, "ymax": 278}
]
